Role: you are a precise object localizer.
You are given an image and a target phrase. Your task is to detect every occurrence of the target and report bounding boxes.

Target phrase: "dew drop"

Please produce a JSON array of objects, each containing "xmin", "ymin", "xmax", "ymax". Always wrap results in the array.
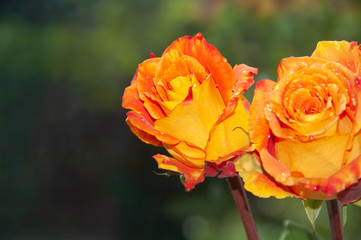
[
  {"xmin": 140, "ymin": 116, "xmax": 145, "ymax": 121},
  {"xmin": 351, "ymin": 98, "xmax": 357, "ymax": 106},
  {"xmin": 312, "ymin": 186, "xmax": 319, "ymax": 191}
]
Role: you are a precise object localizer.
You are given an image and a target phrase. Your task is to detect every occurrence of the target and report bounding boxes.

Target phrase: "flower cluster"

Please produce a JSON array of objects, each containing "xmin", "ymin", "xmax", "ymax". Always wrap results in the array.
[{"xmin": 122, "ymin": 33, "xmax": 361, "ymax": 203}]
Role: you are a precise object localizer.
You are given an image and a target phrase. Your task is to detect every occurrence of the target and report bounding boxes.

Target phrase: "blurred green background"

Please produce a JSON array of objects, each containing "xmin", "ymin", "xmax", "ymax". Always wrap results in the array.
[{"xmin": 2, "ymin": 0, "xmax": 361, "ymax": 239}]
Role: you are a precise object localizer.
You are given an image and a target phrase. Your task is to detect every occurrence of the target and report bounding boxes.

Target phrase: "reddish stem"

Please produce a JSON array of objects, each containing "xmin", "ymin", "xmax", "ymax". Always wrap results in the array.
[
  {"xmin": 326, "ymin": 199, "xmax": 344, "ymax": 240},
  {"xmin": 226, "ymin": 176, "xmax": 259, "ymax": 240}
]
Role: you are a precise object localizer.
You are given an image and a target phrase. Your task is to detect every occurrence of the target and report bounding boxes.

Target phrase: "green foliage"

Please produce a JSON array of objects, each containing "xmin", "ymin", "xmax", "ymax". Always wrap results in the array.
[
  {"xmin": 343, "ymin": 205, "xmax": 348, "ymax": 226},
  {"xmin": 302, "ymin": 200, "xmax": 324, "ymax": 231},
  {"xmin": 280, "ymin": 220, "xmax": 322, "ymax": 240}
]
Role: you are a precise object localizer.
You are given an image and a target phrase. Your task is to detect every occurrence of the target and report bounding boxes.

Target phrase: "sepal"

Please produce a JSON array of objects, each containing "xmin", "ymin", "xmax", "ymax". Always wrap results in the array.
[{"xmin": 302, "ymin": 199, "xmax": 323, "ymax": 232}]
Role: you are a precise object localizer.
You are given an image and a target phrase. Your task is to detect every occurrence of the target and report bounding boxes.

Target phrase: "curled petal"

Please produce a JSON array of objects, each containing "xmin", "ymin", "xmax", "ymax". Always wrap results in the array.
[
  {"xmin": 215, "ymin": 64, "xmax": 257, "ymax": 124},
  {"xmin": 234, "ymin": 153, "xmax": 296, "ymax": 198},
  {"xmin": 126, "ymin": 111, "xmax": 179, "ymax": 145},
  {"xmin": 233, "ymin": 64, "xmax": 258, "ymax": 98},
  {"xmin": 165, "ymin": 141, "xmax": 205, "ymax": 169},
  {"xmin": 126, "ymin": 118, "xmax": 162, "ymax": 147},
  {"xmin": 205, "ymin": 160, "xmax": 238, "ymax": 178},
  {"xmin": 259, "ymin": 149, "xmax": 294, "ymax": 185},
  {"xmin": 154, "ymin": 154, "xmax": 204, "ymax": 191},
  {"xmin": 241, "ymin": 171, "xmax": 297, "ymax": 199}
]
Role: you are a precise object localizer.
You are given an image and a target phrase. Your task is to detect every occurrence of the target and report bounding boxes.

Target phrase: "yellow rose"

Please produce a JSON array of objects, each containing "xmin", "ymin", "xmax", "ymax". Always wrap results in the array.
[
  {"xmin": 122, "ymin": 33, "xmax": 257, "ymax": 190},
  {"xmin": 239, "ymin": 41, "xmax": 361, "ymax": 201}
]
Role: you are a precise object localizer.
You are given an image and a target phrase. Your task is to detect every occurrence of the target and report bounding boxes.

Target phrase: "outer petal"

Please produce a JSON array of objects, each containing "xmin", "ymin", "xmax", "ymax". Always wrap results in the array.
[
  {"xmin": 311, "ymin": 41, "xmax": 361, "ymax": 76},
  {"xmin": 320, "ymin": 153, "xmax": 361, "ymax": 196},
  {"xmin": 204, "ymin": 64, "xmax": 256, "ymax": 162},
  {"xmin": 126, "ymin": 111, "xmax": 179, "ymax": 145},
  {"xmin": 165, "ymin": 141, "xmax": 205, "ymax": 169},
  {"xmin": 135, "ymin": 58, "xmax": 166, "ymax": 119},
  {"xmin": 154, "ymin": 154, "xmax": 204, "ymax": 191},
  {"xmin": 288, "ymin": 151, "xmax": 361, "ymax": 200},
  {"xmin": 122, "ymin": 80, "xmax": 144, "ymax": 114},
  {"xmin": 241, "ymin": 171, "xmax": 297, "ymax": 199},
  {"xmin": 205, "ymin": 160, "xmax": 238, "ymax": 178},
  {"xmin": 205, "ymin": 99, "xmax": 250, "ymax": 161},
  {"xmin": 275, "ymin": 134, "xmax": 350, "ymax": 178},
  {"xmin": 234, "ymin": 153, "xmax": 296, "ymax": 198},
  {"xmin": 338, "ymin": 179, "xmax": 361, "ymax": 204},
  {"xmin": 126, "ymin": 118, "xmax": 162, "ymax": 147},
  {"xmin": 154, "ymin": 76, "xmax": 224, "ymax": 150},
  {"xmin": 259, "ymin": 149, "xmax": 294, "ymax": 185},
  {"xmin": 215, "ymin": 64, "xmax": 257, "ymax": 124},
  {"xmin": 249, "ymin": 79, "xmax": 277, "ymax": 151},
  {"xmin": 233, "ymin": 64, "xmax": 258, "ymax": 98},
  {"xmin": 163, "ymin": 33, "xmax": 235, "ymax": 104}
]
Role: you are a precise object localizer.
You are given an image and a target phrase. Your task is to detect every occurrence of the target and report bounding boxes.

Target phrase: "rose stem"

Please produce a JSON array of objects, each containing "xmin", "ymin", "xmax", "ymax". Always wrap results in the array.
[
  {"xmin": 226, "ymin": 176, "xmax": 259, "ymax": 240},
  {"xmin": 326, "ymin": 199, "xmax": 344, "ymax": 240}
]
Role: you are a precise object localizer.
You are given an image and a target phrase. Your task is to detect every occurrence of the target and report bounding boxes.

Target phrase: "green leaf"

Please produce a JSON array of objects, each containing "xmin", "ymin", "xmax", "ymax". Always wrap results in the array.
[
  {"xmin": 342, "ymin": 205, "xmax": 347, "ymax": 226},
  {"xmin": 352, "ymin": 199, "xmax": 361, "ymax": 207},
  {"xmin": 302, "ymin": 199, "xmax": 324, "ymax": 231},
  {"xmin": 279, "ymin": 220, "xmax": 320, "ymax": 240}
]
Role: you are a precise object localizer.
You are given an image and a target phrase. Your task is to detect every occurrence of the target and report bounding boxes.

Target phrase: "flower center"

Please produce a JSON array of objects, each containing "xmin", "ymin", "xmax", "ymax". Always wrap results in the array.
[
  {"xmin": 283, "ymin": 77, "xmax": 342, "ymax": 124},
  {"xmin": 160, "ymin": 74, "xmax": 200, "ymax": 113}
]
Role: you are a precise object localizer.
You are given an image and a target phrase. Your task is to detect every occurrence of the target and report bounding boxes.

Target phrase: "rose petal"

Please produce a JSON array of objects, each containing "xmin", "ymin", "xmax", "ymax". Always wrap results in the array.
[
  {"xmin": 311, "ymin": 41, "xmax": 361, "ymax": 76},
  {"xmin": 205, "ymin": 99, "xmax": 250, "ymax": 161},
  {"xmin": 125, "ymin": 118, "xmax": 163, "ymax": 147},
  {"xmin": 233, "ymin": 64, "xmax": 257, "ymax": 97},
  {"xmin": 135, "ymin": 58, "xmax": 166, "ymax": 119},
  {"xmin": 126, "ymin": 111, "xmax": 179, "ymax": 145},
  {"xmin": 154, "ymin": 154, "xmax": 204, "ymax": 191},
  {"xmin": 163, "ymin": 33, "xmax": 235, "ymax": 104},
  {"xmin": 240, "ymin": 171, "xmax": 297, "ymax": 199},
  {"xmin": 320, "ymin": 152, "xmax": 361, "ymax": 196},
  {"xmin": 165, "ymin": 141, "xmax": 206, "ymax": 169},
  {"xmin": 338, "ymin": 180, "xmax": 361, "ymax": 205},
  {"xmin": 204, "ymin": 161, "xmax": 238, "ymax": 178},
  {"xmin": 275, "ymin": 134, "xmax": 350, "ymax": 178},
  {"xmin": 154, "ymin": 76, "xmax": 224, "ymax": 150},
  {"xmin": 259, "ymin": 149, "xmax": 294, "ymax": 185},
  {"xmin": 249, "ymin": 79, "xmax": 277, "ymax": 151}
]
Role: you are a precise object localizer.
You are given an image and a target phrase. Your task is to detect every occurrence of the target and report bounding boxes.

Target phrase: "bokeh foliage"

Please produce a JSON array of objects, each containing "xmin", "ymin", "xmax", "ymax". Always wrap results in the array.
[{"xmin": 1, "ymin": 0, "xmax": 361, "ymax": 239}]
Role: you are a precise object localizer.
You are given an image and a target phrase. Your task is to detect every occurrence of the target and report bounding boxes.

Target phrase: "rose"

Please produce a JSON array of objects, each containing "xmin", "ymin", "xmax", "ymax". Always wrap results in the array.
[
  {"xmin": 237, "ymin": 41, "xmax": 361, "ymax": 201},
  {"xmin": 122, "ymin": 33, "xmax": 257, "ymax": 191}
]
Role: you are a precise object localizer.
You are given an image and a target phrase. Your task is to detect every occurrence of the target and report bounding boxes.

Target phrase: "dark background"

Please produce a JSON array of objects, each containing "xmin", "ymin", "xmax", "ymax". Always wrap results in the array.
[{"xmin": 1, "ymin": 0, "xmax": 361, "ymax": 239}]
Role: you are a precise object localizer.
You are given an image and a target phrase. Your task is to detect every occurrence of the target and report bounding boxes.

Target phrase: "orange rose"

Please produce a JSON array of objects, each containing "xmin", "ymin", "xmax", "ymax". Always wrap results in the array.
[
  {"xmin": 122, "ymin": 33, "xmax": 257, "ymax": 191},
  {"xmin": 238, "ymin": 41, "xmax": 361, "ymax": 201}
]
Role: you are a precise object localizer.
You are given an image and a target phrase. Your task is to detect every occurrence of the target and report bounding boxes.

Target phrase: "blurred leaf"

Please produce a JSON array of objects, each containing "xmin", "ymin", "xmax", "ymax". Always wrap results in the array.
[
  {"xmin": 279, "ymin": 220, "xmax": 321, "ymax": 240},
  {"xmin": 343, "ymin": 205, "xmax": 347, "ymax": 226},
  {"xmin": 302, "ymin": 199, "xmax": 323, "ymax": 231},
  {"xmin": 352, "ymin": 199, "xmax": 361, "ymax": 208}
]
